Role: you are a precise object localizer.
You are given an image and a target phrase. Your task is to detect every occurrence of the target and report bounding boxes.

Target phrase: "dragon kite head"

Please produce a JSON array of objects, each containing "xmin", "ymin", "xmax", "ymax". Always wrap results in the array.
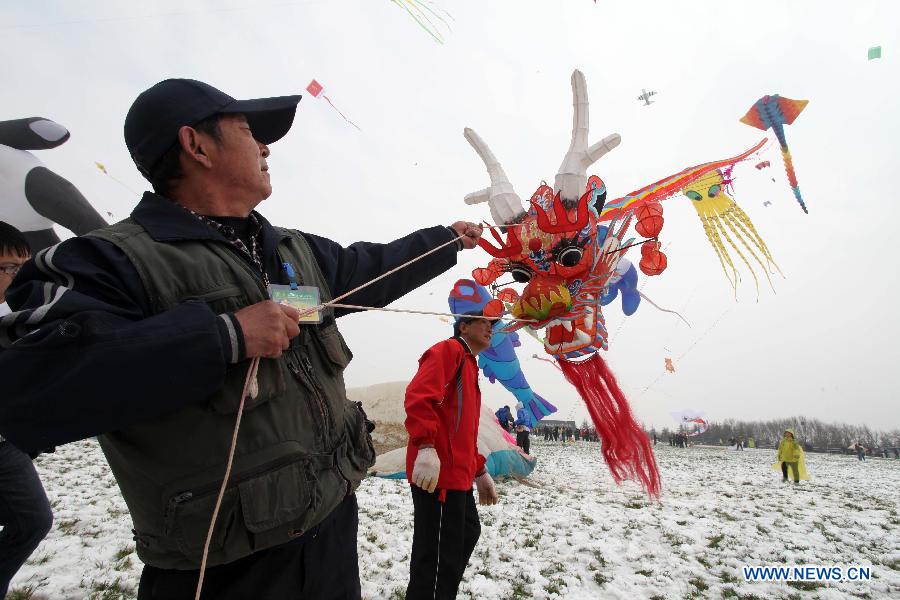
[{"xmin": 463, "ymin": 70, "xmax": 633, "ymax": 361}]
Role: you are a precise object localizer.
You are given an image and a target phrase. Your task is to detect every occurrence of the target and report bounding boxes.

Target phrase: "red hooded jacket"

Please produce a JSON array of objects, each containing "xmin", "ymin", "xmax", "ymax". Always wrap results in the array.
[{"xmin": 405, "ymin": 337, "xmax": 486, "ymax": 493}]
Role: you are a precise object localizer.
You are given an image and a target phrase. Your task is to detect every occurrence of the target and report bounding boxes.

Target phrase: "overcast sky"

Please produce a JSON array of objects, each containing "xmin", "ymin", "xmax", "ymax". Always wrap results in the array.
[{"xmin": 2, "ymin": 0, "xmax": 898, "ymax": 432}]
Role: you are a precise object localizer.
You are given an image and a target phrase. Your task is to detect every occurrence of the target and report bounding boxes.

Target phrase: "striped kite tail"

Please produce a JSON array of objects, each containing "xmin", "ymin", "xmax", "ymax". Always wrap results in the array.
[{"xmin": 780, "ymin": 145, "xmax": 808, "ymax": 213}]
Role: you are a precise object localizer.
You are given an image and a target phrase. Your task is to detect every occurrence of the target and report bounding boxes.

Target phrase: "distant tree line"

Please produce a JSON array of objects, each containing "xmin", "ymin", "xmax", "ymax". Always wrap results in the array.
[{"xmin": 648, "ymin": 416, "xmax": 900, "ymax": 452}]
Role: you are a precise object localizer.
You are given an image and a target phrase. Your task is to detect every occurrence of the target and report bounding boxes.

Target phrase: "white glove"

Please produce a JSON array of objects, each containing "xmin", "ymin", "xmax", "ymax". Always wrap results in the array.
[
  {"xmin": 411, "ymin": 447, "xmax": 441, "ymax": 493},
  {"xmin": 475, "ymin": 471, "xmax": 498, "ymax": 506}
]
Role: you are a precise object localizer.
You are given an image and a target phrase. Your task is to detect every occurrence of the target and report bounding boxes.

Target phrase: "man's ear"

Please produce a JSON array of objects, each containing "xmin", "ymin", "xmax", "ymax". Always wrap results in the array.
[{"xmin": 177, "ymin": 125, "xmax": 213, "ymax": 169}]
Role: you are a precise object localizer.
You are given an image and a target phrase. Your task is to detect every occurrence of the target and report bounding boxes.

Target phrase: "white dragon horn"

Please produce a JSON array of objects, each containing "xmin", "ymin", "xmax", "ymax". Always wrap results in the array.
[
  {"xmin": 463, "ymin": 127, "xmax": 527, "ymax": 225},
  {"xmin": 554, "ymin": 69, "xmax": 622, "ymax": 202}
]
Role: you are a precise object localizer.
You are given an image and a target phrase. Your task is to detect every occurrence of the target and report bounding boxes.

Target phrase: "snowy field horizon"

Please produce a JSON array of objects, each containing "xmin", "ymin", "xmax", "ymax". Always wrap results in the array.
[{"xmin": 10, "ymin": 439, "xmax": 899, "ymax": 599}]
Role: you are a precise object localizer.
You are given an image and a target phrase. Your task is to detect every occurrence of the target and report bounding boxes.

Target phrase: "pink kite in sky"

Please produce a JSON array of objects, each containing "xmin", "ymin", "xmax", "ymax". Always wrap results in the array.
[{"xmin": 305, "ymin": 79, "xmax": 361, "ymax": 131}]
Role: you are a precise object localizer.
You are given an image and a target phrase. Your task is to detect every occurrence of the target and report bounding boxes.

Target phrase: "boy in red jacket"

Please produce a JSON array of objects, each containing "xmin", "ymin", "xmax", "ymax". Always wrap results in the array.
[{"xmin": 404, "ymin": 310, "xmax": 499, "ymax": 599}]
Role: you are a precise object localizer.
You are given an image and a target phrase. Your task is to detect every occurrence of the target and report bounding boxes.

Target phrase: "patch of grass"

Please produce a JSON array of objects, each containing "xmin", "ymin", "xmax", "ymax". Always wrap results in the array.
[
  {"xmin": 6, "ymin": 585, "xmax": 38, "ymax": 600},
  {"xmin": 708, "ymin": 534, "xmax": 725, "ymax": 549},
  {"xmin": 696, "ymin": 555, "xmax": 712, "ymax": 568},
  {"xmin": 365, "ymin": 531, "xmax": 377, "ymax": 543},
  {"xmin": 720, "ymin": 569, "xmax": 739, "ymax": 584},
  {"xmin": 25, "ymin": 551, "xmax": 52, "ymax": 566},
  {"xmin": 675, "ymin": 520, "xmax": 687, "ymax": 526},
  {"xmin": 580, "ymin": 514, "xmax": 595, "ymax": 526},
  {"xmin": 785, "ymin": 580, "xmax": 822, "ymax": 591},
  {"xmin": 714, "ymin": 508, "xmax": 738, "ymax": 522},
  {"xmin": 57, "ymin": 518, "xmax": 81, "ymax": 534},
  {"xmin": 388, "ymin": 588, "xmax": 405, "ymax": 600},
  {"xmin": 755, "ymin": 524, "xmax": 770, "ymax": 535},
  {"xmin": 112, "ymin": 545, "xmax": 133, "ymax": 561},
  {"xmin": 539, "ymin": 562, "xmax": 564, "ymax": 578},
  {"xmin": 592, "ymin": 572, "xmax": 609, "ymax": 586},
  {"xmin": 624, "ymin": 499, "xmax": 645, "ymax": 509},
  {"xmin": 662, "ymin": 529, "xmax": 690, "ymax": 546},
  {"xmin": 106, "ymin": 507, "xmax": 129, "ymax": 519},
  {"xmin": 688, "ymin": 576, "xmax": 708, "ymax": 592},
  {"xmin": 506, "ymin": 580, "xmax": 529, "ymax": 599},
  {"xmin": 635, "ymin": 568, "xmax": 653, "ymax": 577},
  {"xmin": 85, "ymin": 576, "xmax": 135, "ymax": 600}
]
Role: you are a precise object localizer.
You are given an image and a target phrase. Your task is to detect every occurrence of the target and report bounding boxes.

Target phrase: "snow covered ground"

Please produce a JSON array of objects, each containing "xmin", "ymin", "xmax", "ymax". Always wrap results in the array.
[{"xmin": 9, "ymin": 439, "xmax": 900, "ymax": 599}]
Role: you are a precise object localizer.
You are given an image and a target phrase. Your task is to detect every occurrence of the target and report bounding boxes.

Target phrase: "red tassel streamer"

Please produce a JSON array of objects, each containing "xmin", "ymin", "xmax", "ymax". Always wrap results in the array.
[{"xmin": 558, "ymin": 353, "xmax": 661, "ymax": 498}]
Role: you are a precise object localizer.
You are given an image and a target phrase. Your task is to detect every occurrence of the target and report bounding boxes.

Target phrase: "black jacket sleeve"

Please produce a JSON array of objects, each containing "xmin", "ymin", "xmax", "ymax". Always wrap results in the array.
[
  {"xmin": 301, "ymin": 225, "xmax": 459, "ymax": 318},
  {"xmin": 0, "ymin": 237, "xmax": 229, "ymax": 453}
]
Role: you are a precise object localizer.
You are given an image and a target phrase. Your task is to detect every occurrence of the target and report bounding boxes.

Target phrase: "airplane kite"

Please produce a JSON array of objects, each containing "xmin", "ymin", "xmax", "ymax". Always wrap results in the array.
[{"xmin": 637, "ymin": 89, "xmax": 657, "ymax": 106}]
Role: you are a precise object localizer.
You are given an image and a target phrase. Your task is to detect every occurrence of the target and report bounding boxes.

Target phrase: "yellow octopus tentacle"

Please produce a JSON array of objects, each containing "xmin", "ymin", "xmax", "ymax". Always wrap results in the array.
[
  {"xmin": 713, "ymin": 214, "xmax": 759, "ymax": 300},
  {"xmin": 699, "ymin": 203, "xmax": 740, "ymax": 290},
  {"xmin": 699, "ymin": 214, "xmax": 737, "ymax": 294},
  {"xmin": 729, "ymin": 204, "xmax": 784, "ymax": 278},
  {"xmin": 720, "ymin": 209, "xmax": 773, "ymax": 293}
]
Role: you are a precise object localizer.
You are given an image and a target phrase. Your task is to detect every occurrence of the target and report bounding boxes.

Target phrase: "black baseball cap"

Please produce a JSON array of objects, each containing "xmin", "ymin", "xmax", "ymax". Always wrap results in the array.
[
  {"xmin": 124, "ymin": 78, "xmax": 301, "ymax": 176},
  {"xmin": 453, "ymin": 309, "xmax": 488, "ymax": 336}
]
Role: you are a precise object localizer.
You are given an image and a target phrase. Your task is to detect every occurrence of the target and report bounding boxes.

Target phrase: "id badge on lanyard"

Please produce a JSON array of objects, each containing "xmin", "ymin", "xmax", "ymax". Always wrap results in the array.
[{"xmin": 268, "ymin": 261, "xmax": 322, "ymax": 324}]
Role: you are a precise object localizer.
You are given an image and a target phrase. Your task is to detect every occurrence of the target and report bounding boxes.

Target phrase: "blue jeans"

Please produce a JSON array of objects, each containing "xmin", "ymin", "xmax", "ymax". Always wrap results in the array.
[{"xmin": 0, "ymin": 441, "xmax": 53, "ymax": 597}]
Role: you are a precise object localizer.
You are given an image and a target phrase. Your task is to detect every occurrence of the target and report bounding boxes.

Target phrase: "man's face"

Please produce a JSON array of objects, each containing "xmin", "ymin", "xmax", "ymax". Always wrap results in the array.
[
  {"xmin": 460, "ymin": 318, "xmax": 494, "ymax": 353},
  {"xmin": 206, "ymin": 114, "xmax": 272, "ymax": 203},
  {"xmin": 0, "ymin": 250, "xmax": 30, "ymax": 301}
]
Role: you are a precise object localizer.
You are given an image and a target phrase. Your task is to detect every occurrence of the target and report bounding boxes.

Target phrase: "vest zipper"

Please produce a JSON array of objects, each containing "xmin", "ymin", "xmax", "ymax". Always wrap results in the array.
[
  {"xmin": 284, "ymin": 353, "xmax": 330, "ymax": 444},
  {"xmin": 167, "ymin": 452, "xmax": 310, "ymax": 510}
]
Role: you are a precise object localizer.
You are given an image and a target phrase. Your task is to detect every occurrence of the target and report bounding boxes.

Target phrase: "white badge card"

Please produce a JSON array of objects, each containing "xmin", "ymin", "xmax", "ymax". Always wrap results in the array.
[{"xmin": 268, "ymin": 285, "xmax": 322, "ymax": 324}]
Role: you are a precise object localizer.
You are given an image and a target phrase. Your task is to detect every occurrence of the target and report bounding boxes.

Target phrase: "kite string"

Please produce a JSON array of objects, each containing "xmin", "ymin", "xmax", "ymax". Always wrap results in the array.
[
  {"xmin": 196, "ymin": 226, "xmax": 520, "ymax": 597},
  {"xmin": 298, "ymin": 225, "xmax": 523, "ymax": 320},
  {"xmin": 327, "ymin": 303, "xmax": 534, "ymax": 322},
  {"xmin": 195, "ymin": 356, "xmax": 259, "ymax": 600},
  {"xmin": 321, "ymin": 95, "xmax": 362, "ymax": 131}
]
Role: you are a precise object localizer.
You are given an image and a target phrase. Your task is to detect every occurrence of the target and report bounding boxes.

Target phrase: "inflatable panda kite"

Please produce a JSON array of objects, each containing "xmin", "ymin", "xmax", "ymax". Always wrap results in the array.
[{"xmin": 0, "ymin": 117, "xmax": 106, "ymax": 251}]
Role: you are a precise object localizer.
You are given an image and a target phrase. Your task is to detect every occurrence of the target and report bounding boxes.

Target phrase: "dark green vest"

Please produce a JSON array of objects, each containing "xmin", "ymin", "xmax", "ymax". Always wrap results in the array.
[{"xmin": 89, "ymin": 219, "xmax": 375, "ymax": 570}]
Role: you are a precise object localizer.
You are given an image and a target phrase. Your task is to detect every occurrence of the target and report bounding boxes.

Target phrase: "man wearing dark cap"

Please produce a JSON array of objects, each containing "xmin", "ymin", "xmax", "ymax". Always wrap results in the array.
[
  {"xmin": 0, "ymin": 78, "xmax": 484, "ymax": 599},
  {"xmin": 404, "ymin": 310, "xmax": 499, "ymax": 600}
]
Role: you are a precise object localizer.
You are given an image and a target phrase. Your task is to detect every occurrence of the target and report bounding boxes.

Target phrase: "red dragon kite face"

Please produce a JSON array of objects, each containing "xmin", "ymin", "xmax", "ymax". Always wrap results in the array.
[{"xmin": 474, "ymin": 176, "xmax": 633, "ymax": 360}]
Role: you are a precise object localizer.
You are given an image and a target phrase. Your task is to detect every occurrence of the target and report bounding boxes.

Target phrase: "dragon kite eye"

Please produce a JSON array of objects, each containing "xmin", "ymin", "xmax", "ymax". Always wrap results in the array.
[
  {"xmin": 708, "ymin": 184, "xmax": 721, "ymax": 198},
  {"xmin": 557, "ymin": 246, "xmax": 584, "ymax": 267},
  {"xmin": 686, "ymin": 190, "xmax": 703, "ymax": 201},
  {"xmin": 511, "ymin": 267, "xmax": 533, "ymax": 283}
]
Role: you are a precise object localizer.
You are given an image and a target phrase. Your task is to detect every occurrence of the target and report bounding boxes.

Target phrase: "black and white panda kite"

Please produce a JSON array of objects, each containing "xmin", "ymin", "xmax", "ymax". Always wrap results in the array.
[{"xmin": 0, "ymin": 117, "xmax": 107, "ymax": 251}]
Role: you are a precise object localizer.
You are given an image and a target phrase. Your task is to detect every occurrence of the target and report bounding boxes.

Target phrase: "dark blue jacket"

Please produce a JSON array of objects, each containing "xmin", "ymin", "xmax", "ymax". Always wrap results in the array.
[{"xmin": 0, "ymin": 192, "xmax": 459, "ymax": 453}]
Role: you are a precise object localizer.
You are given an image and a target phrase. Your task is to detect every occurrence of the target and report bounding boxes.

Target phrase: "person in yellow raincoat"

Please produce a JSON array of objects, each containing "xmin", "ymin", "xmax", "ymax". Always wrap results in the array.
[{"xmin": 772, "ymin": 428, "xmax": 809, "ymax": 483}]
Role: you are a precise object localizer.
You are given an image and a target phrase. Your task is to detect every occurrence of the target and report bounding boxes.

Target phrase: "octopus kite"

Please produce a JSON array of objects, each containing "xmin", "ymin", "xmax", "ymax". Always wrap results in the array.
[
  {"xmin": 462, "ymin": 70, "xmax": 777, "ymax": 497},
  {"xmin": 682, "ymin": 169, "xmax": 782, "ymax": 298}
]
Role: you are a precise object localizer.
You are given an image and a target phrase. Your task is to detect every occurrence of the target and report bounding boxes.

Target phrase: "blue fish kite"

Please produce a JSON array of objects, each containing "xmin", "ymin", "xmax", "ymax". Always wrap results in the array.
[{"xmin": 449, "ymin": 279, "xmax": 557, "ymax": 428}]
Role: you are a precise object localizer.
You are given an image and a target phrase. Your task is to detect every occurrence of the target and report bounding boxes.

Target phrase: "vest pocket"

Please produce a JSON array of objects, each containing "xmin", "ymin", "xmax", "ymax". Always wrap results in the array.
[
  {"xmin": 164, "ymin": 456, "xmax": 320, "ymax": 561},
  {"xmin": 315, "ymin": 325, "xmax": 353, "ymax": 371},
  {"xmin": 238, "ymin": 459, "xmax": 319, "ymax": 534},
  {"xmin": 166, "ymin": 487, "xmax": 249, "ymax": 560},
  {"xmin": 338, "ymin": 401, "xmax": 376, "ymax": 493}
]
